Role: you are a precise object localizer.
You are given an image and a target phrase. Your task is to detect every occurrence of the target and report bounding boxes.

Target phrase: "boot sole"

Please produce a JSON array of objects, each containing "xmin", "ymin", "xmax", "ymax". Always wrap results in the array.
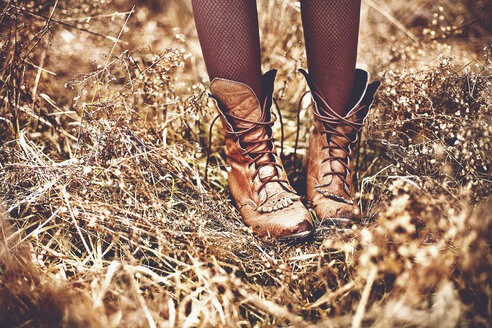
[
  {"xmin": 321, "ymin": 217, "xmax": 352, "ymax": 227},
  {"xmin": 278, "ymin": 229, "xmax": 314, "ymax": 241},
  {"xmin": 308, "ymin": 207, "xmax": 353, "ymax": 228}
]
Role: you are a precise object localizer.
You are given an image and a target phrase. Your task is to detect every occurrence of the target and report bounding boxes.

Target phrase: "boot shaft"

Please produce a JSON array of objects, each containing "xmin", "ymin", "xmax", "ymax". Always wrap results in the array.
[
  {"xmin": 209, "ymin": 70, "xmax": 278, "ymax": 165},
  {"xmin": 300, "ymin": 68, "xmax": 380, "ymax": 222}
]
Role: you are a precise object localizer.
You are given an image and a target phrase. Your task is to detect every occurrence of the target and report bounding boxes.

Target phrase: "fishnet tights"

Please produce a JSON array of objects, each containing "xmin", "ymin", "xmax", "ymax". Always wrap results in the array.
[
  {"xmin": 301, "ymin": 0, "xmax": 361, "ymax": 115},
  {"xmin": 192, "ymin": 0, "xmax": 361, "ymax": 113},
  {"xmin": 192, "ymin": 0, "xmax": 263, "ymax": 99}
]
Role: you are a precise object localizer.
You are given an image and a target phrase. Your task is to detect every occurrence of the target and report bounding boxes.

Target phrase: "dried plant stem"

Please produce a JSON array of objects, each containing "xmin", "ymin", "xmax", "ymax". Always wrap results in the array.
[
  {"xmin": 10, "ymin": 4, "xmax": 127, "ymax": 43},
  {"xmin": 245, "ymin": 294, "xmax": 309, "ymax": 328},
  {"xmin": 363, "ymin": 0, "xmax": 418, "ymax": 42},
  {"xmin": 90, "ymin": 5, "xmax": 135, "ymax": 104},
  {"xmin": 352, "ymin": 266, "xmax": 377, "ymax": 328},
  {"xmin": 31, "ymin": 49, "xmax": 46, "ymax": 103}
]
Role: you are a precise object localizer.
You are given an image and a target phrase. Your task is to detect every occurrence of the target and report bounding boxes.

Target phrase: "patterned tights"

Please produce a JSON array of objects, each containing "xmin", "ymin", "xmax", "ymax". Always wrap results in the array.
[{"xmin": 192, "ymin": 0, "xmax": 361, "ymax": 114}]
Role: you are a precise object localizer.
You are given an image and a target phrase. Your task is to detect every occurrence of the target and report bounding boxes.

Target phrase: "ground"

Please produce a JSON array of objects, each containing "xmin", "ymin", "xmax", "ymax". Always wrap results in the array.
[{"xmin": 0, "ymin": 0, "xmax": 491, "ymax": 327}]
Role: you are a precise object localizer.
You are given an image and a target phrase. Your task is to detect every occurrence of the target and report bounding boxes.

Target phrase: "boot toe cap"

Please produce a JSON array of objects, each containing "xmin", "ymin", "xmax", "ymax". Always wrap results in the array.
[
  {"xmin": 278, "ymin": 218, "xmax": 314, "ymax": 240},
  {"xmin": 311, "ymin": 196, "xmax": 361, "ymax": 227},
  {"xmin": 242, "ymin": 203, "xmax": 314, "ymax": 240}
]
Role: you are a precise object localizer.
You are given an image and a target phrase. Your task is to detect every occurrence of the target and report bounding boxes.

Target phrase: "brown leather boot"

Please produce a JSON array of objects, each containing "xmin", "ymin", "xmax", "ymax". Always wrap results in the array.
[
  {"xmin": 299, "ymin": 69, "xmax": 380, "ymax": 226},
  {"xmin": 209, "ymin": 70, "xmax": 314, "ymax": 239}
]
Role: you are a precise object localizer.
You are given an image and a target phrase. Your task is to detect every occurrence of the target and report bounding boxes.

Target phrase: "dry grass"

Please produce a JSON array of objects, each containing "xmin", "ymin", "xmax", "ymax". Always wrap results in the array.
[{"xmin": 0, "ymin": 0, "xmax": 491, "ymax": 327}]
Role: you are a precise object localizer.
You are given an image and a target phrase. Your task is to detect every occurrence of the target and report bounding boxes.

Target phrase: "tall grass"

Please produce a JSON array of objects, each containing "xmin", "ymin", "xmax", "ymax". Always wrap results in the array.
[{"xmin": 0, "ymin": 0, "xmax": 490, "ymax": 327}]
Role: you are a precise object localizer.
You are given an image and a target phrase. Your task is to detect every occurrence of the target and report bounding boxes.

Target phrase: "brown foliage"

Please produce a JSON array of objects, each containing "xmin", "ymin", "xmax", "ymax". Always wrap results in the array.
[{"xmin": 0, "ymin": 0, "xmax": 490, "ymax": 327}]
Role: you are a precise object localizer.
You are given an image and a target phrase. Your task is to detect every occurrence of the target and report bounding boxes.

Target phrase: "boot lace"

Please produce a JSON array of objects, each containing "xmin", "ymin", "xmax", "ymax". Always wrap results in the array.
[
  {"xmin": 298, "ymin": 90, "xmax": 367, "ymax": 197},
  {"xmin": 206, "ymin": 96, "xmax": 287, "ymax": 195}
]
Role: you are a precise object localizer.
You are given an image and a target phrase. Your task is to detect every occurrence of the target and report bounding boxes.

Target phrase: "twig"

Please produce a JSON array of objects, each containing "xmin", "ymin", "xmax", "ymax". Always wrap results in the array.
[
  {"xmin": 363, "ymin": 0, "xmax": 419, "ymax": 43},
  {"xmin": 90, "ymin": 5, "xmax": 135, "ymax": 104},
  {"xmin": 18, "ymin": 0, "xmax": 58, "ymax": 63},
  {"xmin": 7, "ymin": 207, "xmax": 60, "ymax": 247},
  {"xmin": 25, "ymin": 60, "xmax": 56, "ymax": 76},
  {"xmin": 309, "ymin": 281, "xmax": 355, "ymax": 308},
  {"xmin": 59, "ymin": 10, "xmax": 134, "ymax": 22},
  {"xmin": 10, "ymin": 4, "xmax": 128, "ymax": 44},
  {"xmin": 2, "ymin": 97, "xmax": 77, "ymax": 141},
  {"xmin": 244, "ymin": 294, "xmax": 309, "ymax": 328},
  {"xmin": 31, "ymin": 49, "xmax": 46, "ymax": 103},
  {"xmin": 62, "ymin": 186, "xmax": 95, "ymax": 264},
  {"xmin": 352, "ymin": 266, "xmax": 377, "ymax": 328}
]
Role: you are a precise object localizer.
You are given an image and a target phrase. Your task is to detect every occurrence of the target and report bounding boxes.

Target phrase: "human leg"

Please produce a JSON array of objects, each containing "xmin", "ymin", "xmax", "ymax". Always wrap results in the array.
[
  {"xmin": 192, "ymin": 0, "xmax": 263, "ymax": 98},
  {"xmin": 300, "ymin": 0, "xmax": 361, "ymax": 115},
  {"xmin": 193, "ymin": 1, "xmax": 313, "ymax": 239},
  {"xmin": 300, "ymin": 0, "xmax": 380, "ymax": 224}
]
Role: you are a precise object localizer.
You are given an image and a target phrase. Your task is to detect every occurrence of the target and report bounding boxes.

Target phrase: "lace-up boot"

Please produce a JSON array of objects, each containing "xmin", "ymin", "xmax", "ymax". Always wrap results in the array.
[
  {"xmin": 300, "ymin": 69, "xmax": 380, "ymax": 226},
  {"xmin": 209, "ymin": 70, "xmax": 313, "ymax": 239}
]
